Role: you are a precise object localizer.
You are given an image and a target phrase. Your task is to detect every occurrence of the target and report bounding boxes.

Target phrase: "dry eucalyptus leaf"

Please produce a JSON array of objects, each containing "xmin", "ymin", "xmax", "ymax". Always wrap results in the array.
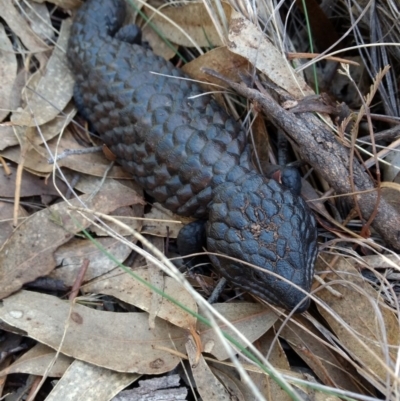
[
  {"xmin": 141, "ymin": 25, "xmax": 177, "ymax": 60},
  {"xmin": 70, "ymin": 175, "xmax": 145, "ymax": 236},
  {"xmin": 52, "ymin": 237, "xmax": 133, "ymax": 285},
  {"xmin": 198, "ymin": 303, "xmax": 278, "ymax": 360},
  {"xmin": 0, "ymin": 201, "xmax": 29, "ymax": 249},
  {"xmin": 1, "ymin": 140, "xmax": 60, "ymax": 176},
  {"xmin": 0, "ymin": 129, "xmax": 130, "ymax": 178},
  {"xmin": 240, "ymin": 330, "xmax": 292, "ymax": 401},
  {"xmin": 182, "ymin": 46, "xmax": 249, "ymax": 90},
  {"xmin": 46, "ymin": 360, "xmax": 140, "ymax": 401},
  {"xmin": 147, "ymin": 236, "xmax": 165, "ymax": 329},
  {"xmin": 11, "ymin": 19, "xmax": 74, "ymax": 126},
  {"xmin": 148, "ymin": 2, "xmax": 232, "ymax": 48},
  {"xmin": 73, "ymin": 173, "xmax": 141, "ymax": 194},
  {"xmin": 89, "ymin": 205, "xmax": 144, "ymax": 237},
  {"xmin": 0, "ymin": 184, "xmax": 135, "ymax": 299},
  {"xmin": 0, "ymin": 126, "xmax": 18, "ymax": 151},
  {"xmin": 84, "ymin": 264, "xmax": 197, "ymax": 329},
  {"xmin": 0, "ymin": 23, "xmax": 18, "ymax": 122},
  {"xmin": 142, "ymin": 203, "xmax": 193, "ymax": 238},
  {"xmin": 276, "ymin": 316, "xmax": 363, "ymax": 392},
  {"xmin": 0, "ymin": 0, "xmax": 49, "ymax": 66},
  {"xmin": 315, "ymin": 254, "xmax": 400, "ymax": 386},
  {"xmin": 0, "ymin": 165, "xmax": 67, "ymax": 198},
  {"xmin": 1, "ymin": 102, "xmax": 77, "ymax": 151},
  {"xmin": 212, "ymin": 365, "xmax": 255, "ymax": 400},
  {"xmin": 186, "ymin": 338, "xmax": 232, "ymax": 401},
  {"xmin": 33, "ymin": 102, "xmax": 77, "ymax": 145},
  {"xmin": 0, "ymin": 343, "xmax": 73, "ymax": 378},
  {"xmin": 21, "ymin": 1, "xmax": 54, "ymax": 42},
  {"xmin": 0, "ymin": 291, "xmax": 185, "ymax": 373},
  {"xmin": 228, "ymin": 10, "xmax": 313, "ymax": 99}
]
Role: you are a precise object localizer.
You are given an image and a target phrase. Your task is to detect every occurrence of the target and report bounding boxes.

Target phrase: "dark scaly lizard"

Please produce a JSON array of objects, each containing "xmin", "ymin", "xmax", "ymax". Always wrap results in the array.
[{"xmin": 67, "ymin": 0, "xmax": 318, "ymax": 312}]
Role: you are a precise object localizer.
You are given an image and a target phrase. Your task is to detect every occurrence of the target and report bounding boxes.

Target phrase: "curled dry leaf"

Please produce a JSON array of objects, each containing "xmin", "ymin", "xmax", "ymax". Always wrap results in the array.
[
  {"xmin": 147, "ymin": 2, "xmax": 232, "ymax": 48},
  {"xmin": 0, "ymin": 184, "xmax": 136, "ymax": 299},
  {"xmin": 0, "ymin": 291, "xmax": 184, "ymax": 374},
  {"xmin": 198, "ymin": 303, "xmax": 278, "ymax": 361},
  {"xmin": 315, "ymin": 254, "xmax": 400, "ymax": 388},
  {"xmin": 228, "ymin": 10, "xmax": 314, "ymax": 99},
  {"xmin": 46, "ymin": 360, "xmax": 139, "ymax": 401},
  {"xmin": 0, "ymin": 23, "xmax": 17, "ymax": 122},
  {"xmin": 0, "ymin": 343, "xmax": 73, "ymax": 378},
  {"xmin": 11, "ymin": 20, "xmax": 74, "ymax": 126}
]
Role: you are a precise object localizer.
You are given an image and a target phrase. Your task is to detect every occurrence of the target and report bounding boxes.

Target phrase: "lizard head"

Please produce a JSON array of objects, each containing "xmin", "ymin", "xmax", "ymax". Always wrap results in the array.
[{"xmin": 206, "ymin": 173, "xmax": 318, "ymax": 312}]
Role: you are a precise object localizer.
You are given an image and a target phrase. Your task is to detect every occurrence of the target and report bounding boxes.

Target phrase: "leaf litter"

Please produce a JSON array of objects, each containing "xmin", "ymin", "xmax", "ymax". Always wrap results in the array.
[{"xmin": 0, "ymin": 0, "xmax": 399, "ymax": 400}]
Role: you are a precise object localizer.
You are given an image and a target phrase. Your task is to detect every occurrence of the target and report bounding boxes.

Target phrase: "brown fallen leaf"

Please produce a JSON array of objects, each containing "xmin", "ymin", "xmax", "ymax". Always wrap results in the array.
[
  {"xmin": 228, "ymin": 10, "xmax": 314, "ymax": 99},
  {"xmin": 276, "ymin": 316, "xmax": 364, "ymax": 392},
  {"xmin": 0, "ymin": 0, "xmax": 49, "ymax": 67},
  {"xmin": 0, "ymin": 165, "xmax": 68, "ymax": 198},
  {"xmin": 11, "ymin": 19, "xmax": 74, "ymax": 127},
  {"xmin": 52, "ymin": 237, "xmax": 133, "ymax": 285},
  {"xmin": 198, "ymin": 303, "xmax": 278, "ymax": 361},
  {"xmin": 186, "ymin": 337, "xmax": 233, "ymax": 401},
  {"xmin": 315, "ymin": 254, "xmax": 400, "ymax": 390},
  {"xmin": 0, "ymin": 343, "xmax": 73, "ymax": 378},
  {"xmin": 0, "ymin": 183, "xmax": 137, "ymax": 299},
  {"xmin": 0, "ymin": 290, "xmax": 185, "ymax": 374},
  {"xmin": 147, "ymin": 236, "xmax": 166, "ymax": 329},
  {"xmin": 22, "ymin": 2, "xmax": 54, "ymax": 42},
  {"xmin": 241, "ymin": 330, "xmax": 291, "ymax": 401},
  {"xmin": 1, "ymin": 129, "xmax": 130, "ymax": 178},
  {"xmin": 212, "ymin": 364, "xmax": 259, "ymax": 400},
  {"xmin": 0, "ymin": 22, "xmax": 17, "ymax": 122},
  {"xmin": 0, "ymin": 201, "xmax": 29, "ymax": 249},
  {"xmin": 141, "ymin": 25, "xmax": 177, "ymax": 61},
  {"xmin": 182, "ymin": 46, "xmax": 249, "ymax": 90},
  {"xmin": 147, "ymin": 2, "xmax": 232, "ymax": 48},
  {"xmin": 84, "ymin": 263, "xmax": 198, "ymax": 330}
]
